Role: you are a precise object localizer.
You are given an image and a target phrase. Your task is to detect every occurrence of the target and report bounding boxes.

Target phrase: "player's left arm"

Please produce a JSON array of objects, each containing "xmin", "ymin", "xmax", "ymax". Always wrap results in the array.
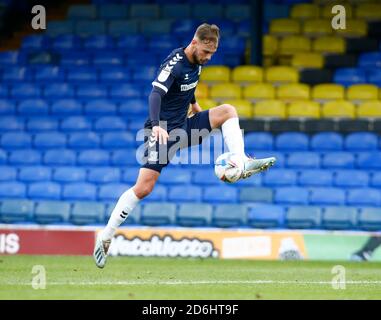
[{"xmin": 188, "ymin": 94, "xmax": 202, "ymax": 116}]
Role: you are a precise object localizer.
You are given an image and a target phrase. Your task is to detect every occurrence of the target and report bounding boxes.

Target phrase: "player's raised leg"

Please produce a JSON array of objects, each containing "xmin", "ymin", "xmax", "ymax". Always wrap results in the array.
[
  {"xmin": 209, "ymin": 104, "xmax": 276, "ymax": 179},
  {"xmin": 93, "ymin": 168, "xmax": 159, "ymax": 268}
]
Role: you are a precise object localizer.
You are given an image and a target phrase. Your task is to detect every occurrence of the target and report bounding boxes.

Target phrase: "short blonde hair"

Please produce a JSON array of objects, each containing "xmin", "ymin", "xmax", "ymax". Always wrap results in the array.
[{"xmin": 194, "ymin": 23, "xmax": 220, "ymax": 45}]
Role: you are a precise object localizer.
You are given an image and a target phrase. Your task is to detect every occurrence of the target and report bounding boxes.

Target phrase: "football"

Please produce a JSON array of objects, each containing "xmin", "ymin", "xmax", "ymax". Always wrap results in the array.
[{"xmin": 214, "ymin": 152, "xmax": 245, "ymax": 183}]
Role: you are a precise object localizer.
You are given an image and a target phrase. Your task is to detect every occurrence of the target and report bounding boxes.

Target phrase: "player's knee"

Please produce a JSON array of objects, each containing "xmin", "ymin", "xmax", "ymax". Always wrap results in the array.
[
  {"xmin": 133, "ymin": 181, "xmax": 155, "ymax": 199},
  {"xmin": 222, "ymin": 104, "xmax": 237, "ymax": 118}
]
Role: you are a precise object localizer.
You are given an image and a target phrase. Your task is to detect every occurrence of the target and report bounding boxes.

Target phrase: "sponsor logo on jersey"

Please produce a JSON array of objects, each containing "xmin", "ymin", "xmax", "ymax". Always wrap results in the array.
[{"xmin": 181, "ymin": 81, "xmax": 198, "ymax": 91}]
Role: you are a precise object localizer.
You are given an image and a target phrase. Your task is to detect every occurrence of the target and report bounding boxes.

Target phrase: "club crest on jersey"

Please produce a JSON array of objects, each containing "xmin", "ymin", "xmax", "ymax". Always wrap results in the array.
[{"xmin": 158, "ymin": 68, "xmax": 171, "ymax": 82}]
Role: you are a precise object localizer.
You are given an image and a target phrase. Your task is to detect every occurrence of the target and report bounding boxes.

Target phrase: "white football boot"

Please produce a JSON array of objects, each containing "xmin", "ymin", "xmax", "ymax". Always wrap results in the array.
[
  {"xmin": 241, "ymin": 156, "xmax": 276, "ymax": 179},
  {"xmin": 93, "ymin": 232, "xmax": 111, "ymax": 269}
]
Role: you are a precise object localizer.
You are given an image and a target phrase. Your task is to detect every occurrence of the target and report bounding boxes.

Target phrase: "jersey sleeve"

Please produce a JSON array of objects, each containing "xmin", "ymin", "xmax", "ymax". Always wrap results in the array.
[{"xmin": 151, "ymin": 53, "xmax": 183, "ymax": 94}]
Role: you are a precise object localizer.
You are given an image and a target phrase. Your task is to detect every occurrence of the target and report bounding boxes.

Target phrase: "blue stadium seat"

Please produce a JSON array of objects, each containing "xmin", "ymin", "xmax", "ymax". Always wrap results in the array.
[
  {"xmin": 368, "ymin": 69, "xmax": 381, "ymax": 86},
  {"xmin": 67, "ymin": 68, "xmax": 97, "ymax": 84},
  {"xmin": 358, "ymin": 208, "xmax": 381, "ymax": 231},
  {"xmin": 51, "ymin": 99, "xmax": 82, "ymax": 115},
  {"xmin": 322, "ymin": 152, "xmax": 355, "ymax": 169},
  {"xmin": 99, "ymin": 68, "xmax": 130, "ymax": 84},
  {"xmin": 322, "ymin": 207, "xmax": 358, "ymax": 230},
  {"xmin": 67, "ymin": 132, "xmax": 100, "ymax": 149},
  {"xmin": 144, "ymin": 184, "xmax": 167, "ymax": 202},
  {"xmin": 0, "ymin": 116, "xmax": 24, "ymax": 132},
  {"xmin": 21, "ymin": 35, "xmax": 48, "ymax": 50},
  {"xmin": 334, "ymin": 170, "xmax": 369, "ymax": 188},
  {"xmin": 88, "ymin": 167, "xmax": 121, "ymax": 184},
  {"xmin": 34, "ymin": 66, "xmax": 65, "ymax": 83},
  {"xmin": 298, "ymin": 170, "xmax": 333, "ymax": 187},
  {"xmin": 275, "ymin": 133, "xmax": 308, "ymax": 151},
  {"xmin": 0, "ymin": 99, "xmax": 14, "ymax": 115},
  {"xmin": 358, "ymin": 52, "xmax": 381, "ymax": 68},
  {"xmin": 0, "ymin": 182, "xmax": 26, "ymax": 198},
  {"xmin": 0, "ymin": 199, "xmax": 34, "ymax": 223},
  {"xmin": 60, "ymin": 116, "xmax": 91, "ymax": 132},
  {"xmin": 111, "ymin": 150, "xmax": 139, "ymax": 167},
  {"xmin": 2, "ymin": 66, "xmax": 27, "ymax": 82},
  {"xmin": 94, "ymin": 117, "xmax": 127, "ymax": 132},
  {"xmin": 207, "ymin": 19, "xmax": 236, "ymax": 36},
  {"xmin": 98, "ymin": 4, "xmax": 128, "ymax": 19},
  {"xmin": 70, "ymin": 201, "xmax": 105, "ymax": 225},
  {"xmin": 263, "ymin": 169, "xmax": 297, "ymax": 187},
  {"xmin": 212, "ymin": 204, "xmax": 247, "ymax": 227},
  {"xmin": 140, "ymin": 202, "xmax": 176, "ymax": 226},
  {"xmin": 0, "ymin": 166, "xmax": 17, "ymax": 181},
  {"xmin": 176, "ymin": 203, "xmax": 212, "ymax": 227},
  {"xmin": 168, "ymin": 185, "xmax": 202, "ymax": 202},
  {"xmin": 333, "ymin": 68, "xmax": 366, "ymax": 87},
  {"xmin": 46, "ymin": 20, "xmax": 76, "ymax": 37},
  {"xmin": 67, "ymin": 5, "xmax": 97, "ymax": 20},
  {"xmin": 132, "ymin": 66, "xmax": 157, "ymax": 84},
  {"xmin": 43, "ymin": 84, "xmax": 75, "ymax": 99},
  {"xmin": 309, "ymin": 188, "xmax": 345, "ymax": 205},
  {"xmin": 28, "ymin": 182, "xmax": 61, "ymax": 200},
  {"xmin": 19, "ymin": 166, "xmax": 51, "ymax": 182},
  {"xmin": 225, "ymin": 4, "xmax": 251, "ymax": 21},
  {"xmin": 347, "ymin": 188, "xmax": 381, "ymax": 207},
  {"xmin": 11, "ymin": 84, "xmax": 40, "ymax": 98},
  {"xmin": 160, "ymin": 168, "xmax": 192, "ymax": 185},
  {"xmin": 0, "ymin": 85, "xmax": 8, "ymax": 98},
  {"xmin": 51, "ymin": 34, "xmax": 81, "ymax": 50},
  {"xmin": 34, "ymin": 132, "xmax": 66, "ymax": 149},
  {"xmin": 18, "ymin": 99, "xmax": 48, "ymax": 115},
  {"xmin": 84, "ymin": 100, "xmax": 116, "ymax": 114},
  {"xmin": 148, "ymin": 35, "xmax": 180, "ymax": 53},
  {"xmin": 98, "ymin": 183, "xmax": 129, "ymax": 201},
  {"xmin": 27, "ymin": 118, "xmax": 58, "ymax": 132},
  {"xmin": 285, "ymin": 206, "xmax": 322, "ymax": 229},
  {"xmin": 161, "ymin": 4, "xmax": 191, "ymax": 19},
  {"xmin": 130, "ymin": 4, "xmax": 160, "ymax": 19},
  {"xmin": 1, "ymin": 132, "xmax": 31, "ymax": 149},
  {"xmin": 34, "ymin": 201, "xmax": 70, "ymax": 224},
  {"xmin": 101, "ymin": 132, "xmax": 135, "ymax": 149},
  {"xmin": 75, "ymin": 21, "xmax": 106, "ymax": 37},
  {"xmin": 247, "ymin": 203, "xmax": 285, "ymax": 228},
  {"xmin": 192, "ymin": 4, "xmax": 223, "ymax": 19},
  {"xmin": 141, "ymin": 20, "xmax": 173, "ymax": 36},
  {"xmin": 9, "ymin": 150, "xmax": 41, "ymax": 166},
  {"xmin": 108, "ymin": 20, "xmax": 139, "ymax": 36},
  {"xmin": 203, "ymin": 185, "xmax": 238, "ymax": 203},
  {"xmin": 370, "ymin": 172, "xmax": 381, "ymax": 188},
  {"xmin": 60, "ymin": 53, "xmax": 90, "ymax": 67},
  {"xmin": 62, "ymin": 183, "xmax": 97, "ymax": 201},
  {"xmin": 219, "ymin": 37, "xmax": 246, "ymax": 55},
  {"xmin": 192, "ymin": 168, "xmax": 221, "ymax": 185},
  {"xmin": 311, "ymin": 132, "xmax": 343, "ymax": 151},
  {"xmin": 122, "ymin": 167, "xmax": 140, "ymax": 183},
  {"xmin": 0, "ymin": 51, "xmax": 19, "ymax": 65},
  {"xmin": 53, "ymin": 167, "xmax": 86, "ymax": 183},
  {"xmin": 171, "ymin": 19, "xmax": 200, "ymax": 39},
  {"xmin": 77, "ymin": 85, "xmax": 108, "ymax": 100},
  {"xmin": 116, "ymin": 35, "xmax": 147, "ymax": 50},
  {"xmin": 275, "ymin": 187, "xmax": 309, "ymax": 205},
  {"xmin": 287, "ymin": 152, "xmax": 320, "ymax": 169},
  {"xmin": 83, "ymin": 35, "xmax": 114, "ymax": 50},
  {"xmin": 110, "ymin": 84, "xmax": 141, "ymax": 99},
  {"xmin": 119, "ymin": 99, "xmax": 149, "ymax": 117},
  {"xmin": 239, "ymin": 187, "xmax": 273, "ymax": 203},
  {"xmin": 357, "ymin": 152, "xmax": 381, "ymax": 170},
  {"xmin": 344, "ymin": 132, "xmax": 378, "ymax": 151},
  {"xmin": 77, "ymin": 149, "xmax": 109, "ymax": 166},
  {"xmin": 43, "ymin": 149, "xmax": 76, "ymax": 166},
  {"xmin": 244, "ymin": 132, "xmax": 273, "ymax": 150},
  {"xmin": 0, "ymin": 150, "xmax": 6, "ymax": 165}
]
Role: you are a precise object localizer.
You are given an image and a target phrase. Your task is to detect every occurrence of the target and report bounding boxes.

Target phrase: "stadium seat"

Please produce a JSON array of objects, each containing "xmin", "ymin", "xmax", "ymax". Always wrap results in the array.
[
  {"xmin": 51, "ymin": 99, "xmax": 82, "ymax": 116},
  {"xmin": 231, "ymin": 66, "xmax": 263, "ymax": 83},
  {"xmin": 203, "ymin": 185, "xmax": 238, "ymax": 203},
  {"xmin": 358, "ymin": 208, "xmax": 381, "ymax": 231},
  {"xmin": 345, "ymin": 132, "xmax": 378, "ymax": 151},
  {"xmin": 358, "ymin": 52, "xmax": 381, "ymax": 68},
  {"xmin": 277, "ymin": 83, "xmax": 310, "ymax": 102},
  {"xmin": 212, "ymin": 204, "xmax": 247, "ymax": 227},
  {"xmin": 0, "ymin": 51, "xmax": 19, "ymax": 65},
  {"xmin": 298, "ymin": 170, "xmax": 333, "ymax": 187},
  {"xmin": 161, "ymin": 4, "xmax": 191, "ymax": 19},
  {"xmin": 34, "ymin": 66, "xmax": 65, "ymax": 82},
  {"xmin": 303, "ymin": 19, "xmax": 333, "ymax": 37},
  {"xmin": 67, "ymin": 4, "xmax": 97, "ymax": 20},
  {"xmin": 287, "ymin": 152, "xmax": 320, "ymax": 169},
  {"xmin": 83, "ymin": 36, "xmax": 114, "ymax": 51},
  {"xmin": 28, "ymin": 182, "xmax": 61, "ymax": 200},
  {"xmin": 195, "ymin": 83, "xmax": 209, "ymax": 99},
  {"xmin": 27, "ymin": 118, "xmax": 58, "ymax": 133},
  {"xmin": 239, "ymin": 187, "xmax": 273, "ymax": 203},
  {"xmin": 43, "ymin": 149, "xmax": 76, "ymax": 166},
  {"xmin": 130, "ymin": 4, "xmax": 160, "ymax": 19},
  {"xmin": 321, "ymin": 152, "xmax": 355, "ymax": 169},
  {"xmin": 18, "ymin": 99, "xmax": 49, "ymax": 116},
  {"xmin": 322, "ymin": 207, "xmax": 358, "ymax": 230},
  {"xmin": 288, "ymin": 101, "xmax": 320, "ymax": 118},
  {"xmin": 0, "ymin": 150, "xmax": 6, "ymax": 165},
  {"xmin": 321, "ymin": 3, "xmax": 353, "ymax": 19},
  {"xmin": 78, "ymin": 86, "xmax": 108, "ymax": 101},
  {"xmin": 9, "ymin": 150, "xmax": 41, "ymax": 166},
  {"xmin": 0, "ymin": 199, "xmax": 34, "ymax": 223},
  {"xmin": 370, "ymin": 172, "xmax": 381, "ymax": 188},
  {"xmin": 291, "ymin": 3, "xmax": 319, "ymax": 19},
  {"xmin": 176, "ymin": 203, "xmax": 212, "ymax": 227},
  {"xmin": 19, "ymin": 166, "xmax": 51, "ymax": 182},
  {"xmin": 62, "ymin": 183, "xmax": 96, "ymax": 201},
  {"xmin": 225, "ymin": 4, "xmax": 251, "ymax": 22},
  {"xmin": 279, "ymin": 36, "xmax": 311, "ymax": 56},
  {"xmin": 119, "ymin": 99, "xmax": 147, "ymax": 117},
  {"xmin": 143, "ymin": 184, "xmax": 167, "ymax": 202},
  {"xmin": 347, "ymin": 84, "xmax": 378, "ymax": 103},
  {"xmin": 254, "ymin": 100, "xmax": 286, "ymax": 118},
  {"xmin": 269, "ymin": 19, "xmax": 301, "ymax": 36},
  {"xmin": 94, "ymin": 117, "xmax": 126, "ymax": 132},
  {"xmin": 285, "ymin": 206, "xmax": 321, "ymax": 229},
  {"xmin": 101, "ymin": 132, "xmax": 135, "ymax": 149},
  {"xmin": 357, "ymin": 101, "xmax": 381, "ymax": 118},
  {"xmin": 98, "ymin": 183, "xmax": 129, "ymax": 202},
  {"xmin": 243, "ymin": 83, "xmax": 276, "ymax": 101},
  {"xmin": 347, "ymin": 188, "xmax": 381, "ymax": 207},
  {"xmin": 311, "ymin": 132, "xmax": 343, "ymax": 151},
  {"xmin": 110, "ymin": 84, "xmax": 141, "ymax": 100},
  {"xmin": 108, "ymin": 20, "xmax": 139, "ymax": 36},
  {"xmin": 99, "ymin": 69, "xmax": 130, "ymax": 84},
  {"xmin": 160, "ymin": 168, "xmax": 192, "ymax": 185},
  {"xmin": 11, "ymin": 84, "xmax": 40, "ymax": 98},
  {"xmin": 355, "ymin": 3, "xmax": 381, "ymax": 21},
  {"xmin": 74, "ymin": 21, "xmax": 106, "ymax": 37},
  {"xmin": 111, "ymin": 150, "xmax": 139, "ymax": 167},
  {"xmin": 0, "ymin": 182, "xmax": 26, "ymax": 198},
  {"xmin": 88, "ymin": 167, "xmax": 121, "ymax": 184},
  {"xmin": 275, "ymin": 187, "xmax": 309, "ymax": 205},
  {"xmin": 70, "ymin": 202, "xmax": 105, "ymax": 225},
  {"xmin": 357, "ymin": 152, "xmax": 381, "ymax": 170},
  {"xmin": 201, "ymin": 66, "xmax": 230, "ymax": 83},
  {"xmin": 322, "ymin": 100, "xmax": 355, "ymax": 118},
  {"xmin": 98, "ymin": 4, "xmax": 128, "ymax": 19},
  {"xmin": 263, "ymin": 169, "xmax": 297, "ymax": 187},
  {"xmin": 77, "ymin": 150, "xmax": 109, "ymax": 166},
  {"xmin": 0, "ymin": 116, "xmax": 24, "ymax": 132},
  {"xmin": 335, "ymin": 19, "xmax": 367, "ymax": 38},
  {"xmin": 44, "ymin": 84, "xmax": 75, "ymax": 99},
  {"xmin": 291, "ymin": 53, "xmax": 324, "ymax": 69},
  {"xmin": 168, "ymin": 185, "xmax": 202, "ymax": 202},
  {"xmin": 312, "ymin": 84, "xmax": 345, "ymax": 102},
  {"xmin": 0, "ymin": 100, "xmax": 15, "ymax": 115},
  {"xmin": 53, "ymin": 167, "xmax": 86, "ymax": 183},
  {"xmin": 334, "ymin": 170, "xmax": 369, "ymax": 188},
  {"xmin": 244, "ymin": 132, "xmax": 273, "ymax": 150},
  {"xmin": 2, "ymin": 67, "xmax": 27, "ymax": 82},
  {"xmin": 1, "ymin": 132, "xmax": 31, "ymax": 150},
  {"xmin": 210, "ymin": 83, "xmax": 241, "ymax": 101},
  {"xmin": 309, "ymin": 188, "xmax": 345, "ymax": 205},
  {"xmin": 312, "ymin": 37, "xmax": 346, "ymax": 54},
  {"xmin": 67, "ymin": 132, "xmax": 100, "ymax": 150},
  {"xmin": 34, "ymin": 132, "xmax": 66, "ymax": 150},
  {"xmin": 222, "ymin": 99, "xmax": 253, "ymax": 118},
  {"xmin": 0, "ymin": 166, "xmax": 17, "ymax": 182},
  {"xmin": 275, "ymin": 132, "xmax": 309, "ymax": 151},
  {"xmin": 247, "ymin": 203, "xmax": 284, "ymax": 228},
  {"xmin": 34, "ymin": 201, "xmax": 70, "ymax": 224},
  {"xmin": 60, "ymin": 52, "xmax": 90, "ymax": 67},
  {"xmin": 265, "ymin": 66, "xmax": 299, "ymax": 84},
  {"xmin": 263, "ymin": 35, "xmax": 278, "ymax": 56},
  {"xmin": 140, "ymin": 202, "xmax": 176, "ymax": 226}
]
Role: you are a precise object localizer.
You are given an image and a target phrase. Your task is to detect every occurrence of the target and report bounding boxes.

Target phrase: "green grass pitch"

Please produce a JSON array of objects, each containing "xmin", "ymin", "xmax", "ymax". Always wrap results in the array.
[{"xmin": 1, "ymin": 255, "xmax": 381, "ymax": 299}]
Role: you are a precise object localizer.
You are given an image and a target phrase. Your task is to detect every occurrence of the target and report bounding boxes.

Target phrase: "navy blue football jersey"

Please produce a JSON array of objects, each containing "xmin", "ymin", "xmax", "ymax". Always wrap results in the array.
[{"xmin": 145, "ymin": 47, "xmax": 202, "ymax": 131}]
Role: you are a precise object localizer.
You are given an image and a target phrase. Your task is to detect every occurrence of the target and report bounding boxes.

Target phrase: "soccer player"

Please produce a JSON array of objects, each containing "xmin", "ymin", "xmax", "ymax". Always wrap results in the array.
[{"xmin": 94, "ymin": 23, "xmax": 276, "ymax": 268}]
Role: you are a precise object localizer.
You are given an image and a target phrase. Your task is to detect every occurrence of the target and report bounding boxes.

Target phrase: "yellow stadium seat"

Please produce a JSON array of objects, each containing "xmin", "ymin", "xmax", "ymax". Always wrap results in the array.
[
  {"xmin": 254, "ymin": 100, "xmax": 286, "ymax": 119},
  {"xmin": 265, "ymin": 66, "xmax": 299, "ymax": 84},
  {"xmin": 200, "ymin": 66, "xmax": 230, "ymax": 83},
  {"xmin": 263, "ymin": 35, "xmax": 278, "ymax": 56},
  {"xmin": 269, "ymin": 19, "xmax": 301, "ymax": 36},
  {"xmin": 303, "ymin": 19, "xmax": 333, "ymax": 37},
  {"xmin": 210, "ymin": 83, "xmax": 241, "ymax": 101},
  {"xmin": 243, "ymin": 83, "xmax": 276, "ymax": 102},
  {"xmin": 312, "ymin": 36, "xmax": 346, "ymax": 54},
  {"xmin": 335, "ymin": 19, "xmax": 367, "ymax": 38},
  {"xmin": 312, "ymin": 84, "xmax": 345, "ymax": 102},
  {"xmin": 223, "ymin": 99, "xmax": 254, "ymax": 118},
  {"xmin": 355, "ymin": 4, "xmax": 381, "ymax": 21},
  {"xmin": 357, "ymin": 101, "xmax": 381, "ymax": 118},
  {"xmin": 288, "ymin": 100, "xmax": 321, "ymax": 118},
  {"xmin": 279, "ymin": 36, "xmax": 311, "ymax": 56},
  {"xmin": 291, "ymin": 52, "xmax": 324, "ymax": 69},
  {"xmin": 232, "ymin": 66, "xmax": 263, "ymax": 84},
  {"xmin": 277, "ymin": 83, "xmax": 310, "ymax": 102},
  {"xmin": 347, "ymin": 84, "xmax": 379, "ymax": 103},
  {"xmin": 197, "ymin": 98, "xmax": 216, "ymax": 110},
  {"xmin": 291, "ymin": 4, "xmax": 320, "ymax": 19},
  {"xmin": 322, "ymin": 100, "xmax": 355, "ymax": 118},
  {"xmin": 195, "ymin": 82, "xmax": 209, "ymax": 99},
  {"xmin": 321, "ymin": 3, "xmax": 353, "ymax": 19}
]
